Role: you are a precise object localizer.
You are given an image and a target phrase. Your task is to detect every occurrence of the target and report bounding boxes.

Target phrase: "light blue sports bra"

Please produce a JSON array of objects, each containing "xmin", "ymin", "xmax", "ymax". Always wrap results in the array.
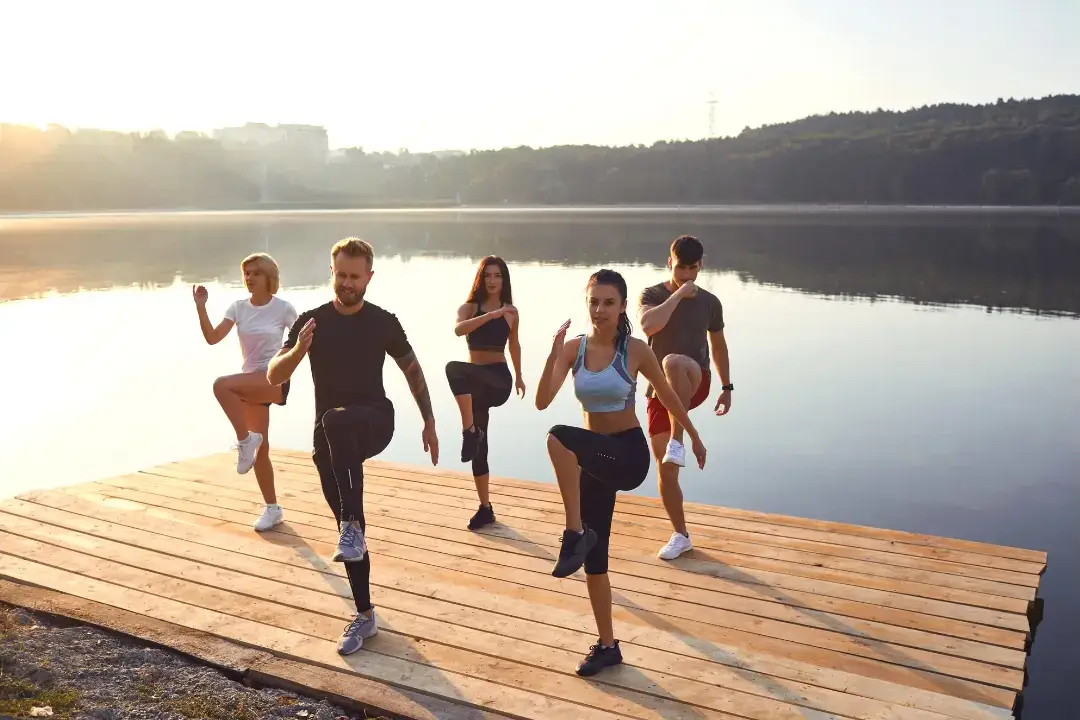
[{"xmin": 572, "ymin": 334, "xmax": 636, "ymax": 413}]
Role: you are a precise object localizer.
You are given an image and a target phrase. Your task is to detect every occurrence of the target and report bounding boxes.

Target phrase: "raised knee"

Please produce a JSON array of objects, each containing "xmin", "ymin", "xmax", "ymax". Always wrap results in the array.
[
  {"xmin": 320, "ymin": 407, "xmax": 346, "ymax": 430},
  {"xmin": 212, "ymin": 375, "xmax": 232, "ymax": 394},
  {"xmin": 546, "ymin": 426, "xmax": 570, "ymax": 454},
  {"xmin": 662, "ymin": 353, "xmax": 689, "ymax": 374}
]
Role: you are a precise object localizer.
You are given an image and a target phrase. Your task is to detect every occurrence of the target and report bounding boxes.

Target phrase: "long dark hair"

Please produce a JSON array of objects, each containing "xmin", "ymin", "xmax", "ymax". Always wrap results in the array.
[
  {"xmin": 466, "ymin": 255, "xmax": 513, "ymax": 306},
  {"xmin": 587, "ymin": 269, "xmax": 633, "ymax": 345}
]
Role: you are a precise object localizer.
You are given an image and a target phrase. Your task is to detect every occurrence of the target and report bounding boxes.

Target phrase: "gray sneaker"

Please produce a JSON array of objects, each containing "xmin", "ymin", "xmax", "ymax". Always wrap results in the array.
[
  {"xmin": 337, "ymin": 609, "xmax": 378, "ymax": 655},
  {"xmin": 332, "ymin": 520, "xmax": 367, "ymax": 562}
]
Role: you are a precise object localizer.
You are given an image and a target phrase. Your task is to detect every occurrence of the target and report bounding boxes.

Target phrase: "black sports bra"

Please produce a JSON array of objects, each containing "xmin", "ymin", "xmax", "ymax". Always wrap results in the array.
[{"xmin": 467, "ymin": 305, "xmax": 510, "ymax": 352}]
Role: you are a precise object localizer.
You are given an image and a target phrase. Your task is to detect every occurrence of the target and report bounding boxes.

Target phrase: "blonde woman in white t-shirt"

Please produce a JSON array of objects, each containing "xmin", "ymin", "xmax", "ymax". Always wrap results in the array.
[{"xmin": 193, "ymin": 253, "xmax": 299, "ymax": 531}]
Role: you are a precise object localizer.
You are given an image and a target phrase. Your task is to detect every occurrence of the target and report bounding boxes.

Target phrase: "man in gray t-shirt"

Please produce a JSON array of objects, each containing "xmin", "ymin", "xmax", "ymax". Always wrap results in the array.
[{"xmin": 638, "ymin": 235, "xmax": 733, "ymax": 560}]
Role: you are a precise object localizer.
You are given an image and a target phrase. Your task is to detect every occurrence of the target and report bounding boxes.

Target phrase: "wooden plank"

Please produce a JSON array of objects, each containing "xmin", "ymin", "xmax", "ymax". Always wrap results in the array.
[
  {"xmin": 0, "ymin": 496, "xmax": 1026, "ymax": 672},
  {"xmin": 2, "ymin": 494, "xmax": 1018, "ymax": 720},
  {"xmin": 0, "ymin": 528, "xmax": 839, "ymax": 720},
  {"xmin": 82, "ymin": 473, "xmax": 1034, "ymax": 635},
  {"xmin": 272, "ymin": 451, "xmax": 1044, "ymax": 568},
  {"xmin": 353, "ymin": 455, "xmax": 1048, "ymax": 567},
  {"xmin": 137, "ymin": 465, "xmax": 1029, "ymax": 649},
  {"xmin": 13, "ymin": 484, "xmax": 1026, "ymax": 699},
  {"xmin": 175, "ymin": 458, "xmax": 1043, "ymax": 589},
  {"xmin": 0, "ymin": 578, "xmax": 508, "ymax": 720},
  {"xmin": 143, "ymin": 466, "xmax": 1035, "ymax": 613},
  {"xmin": 311, "ymin": 462, "xmax": 1045, "ymax": 580},
  {"xmin": 170, "ymin": 459, "xmax": 1043, "ymax": 594},
  {"xmin": 0, "ymin": 553, "xmax": 635, "ymax": 720},
  {"xmin": 77, "ymin": 473, "xmax": 1036, "ymax": 670}
]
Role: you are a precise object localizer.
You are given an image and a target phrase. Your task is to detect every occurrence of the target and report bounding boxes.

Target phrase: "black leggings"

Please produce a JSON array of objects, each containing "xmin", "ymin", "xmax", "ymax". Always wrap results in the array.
[
  {"xmin": 547, "ymin": 424, "xmax": 650, "ymax": 575},
  {"xmin": 446, "ymin": 361, "xmax": 513, "ymax": 477},
  {"xmin": 312, "ymin": 401, "xmax": 394, "ymax": 613}
]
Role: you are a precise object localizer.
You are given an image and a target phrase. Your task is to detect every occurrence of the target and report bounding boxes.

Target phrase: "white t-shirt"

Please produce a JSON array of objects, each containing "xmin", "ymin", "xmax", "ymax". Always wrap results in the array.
[{"xmin": 224, "ymin": 295, "xmax": 299, "ymax": 374}]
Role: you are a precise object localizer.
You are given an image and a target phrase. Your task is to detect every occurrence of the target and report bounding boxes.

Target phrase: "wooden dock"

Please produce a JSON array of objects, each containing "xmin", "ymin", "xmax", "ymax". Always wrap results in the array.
[{"xmin": 0, "ymin": 450, "xmax": 1046, "ymax": 720}]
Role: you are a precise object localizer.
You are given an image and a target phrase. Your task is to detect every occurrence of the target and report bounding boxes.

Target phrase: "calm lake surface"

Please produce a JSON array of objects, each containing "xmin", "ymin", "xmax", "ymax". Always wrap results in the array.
[{"xmin": 1, "ymin": 210, "xmax": 1078, "ymax": 717}]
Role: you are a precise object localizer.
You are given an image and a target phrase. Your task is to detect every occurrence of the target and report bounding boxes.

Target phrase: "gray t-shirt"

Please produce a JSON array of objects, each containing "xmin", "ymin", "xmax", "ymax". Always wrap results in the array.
[{"xmin": 639, "ymin": 282, "xmax": 725, "ymax": 396}]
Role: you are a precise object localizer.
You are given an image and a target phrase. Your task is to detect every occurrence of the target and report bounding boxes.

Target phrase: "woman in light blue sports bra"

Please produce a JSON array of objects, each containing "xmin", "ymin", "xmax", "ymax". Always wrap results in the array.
[{"xmin": 535, "ymin": 268, "xmax": 707, "ymax": 678}]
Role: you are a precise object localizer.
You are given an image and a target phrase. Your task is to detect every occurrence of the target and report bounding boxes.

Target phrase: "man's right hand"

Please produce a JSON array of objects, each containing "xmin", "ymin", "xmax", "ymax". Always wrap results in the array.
[
  {"xmin": 192, "ymin": 285, "xmax": 208, "ymax": 306},
  {"xmin": 296, "ymin": 318, "xmax": 315, "ymax": 352},
  {"xmin": 675, "ymin": 280, "xmax": 697, "ymax": 299}
]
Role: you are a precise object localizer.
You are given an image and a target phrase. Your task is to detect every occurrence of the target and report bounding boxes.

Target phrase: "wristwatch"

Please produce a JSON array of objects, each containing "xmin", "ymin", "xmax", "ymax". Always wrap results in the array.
[{"xmin": 721, "ymin": 383, "xmax": 734, "ymax": 391}]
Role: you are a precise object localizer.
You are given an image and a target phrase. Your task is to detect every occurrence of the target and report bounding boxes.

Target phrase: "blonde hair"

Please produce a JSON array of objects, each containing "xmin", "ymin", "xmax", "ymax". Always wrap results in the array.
[
  {"xmin": 331, "ymin": 237, "xmax": 374, "ymax": 267},
  {"xmin": 241, "ymin": 253, "xmax": 280, "ymax": 295}
]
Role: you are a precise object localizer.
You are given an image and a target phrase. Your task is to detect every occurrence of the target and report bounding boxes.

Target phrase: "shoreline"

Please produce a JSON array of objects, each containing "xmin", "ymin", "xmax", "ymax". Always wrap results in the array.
[
  {"xmin": 2, "ymin": 202, "xmax": 1080, "ymax": 224},
  {"xmin": 0, "ymin": 599, "xmax": 384, "ymax": 720}
]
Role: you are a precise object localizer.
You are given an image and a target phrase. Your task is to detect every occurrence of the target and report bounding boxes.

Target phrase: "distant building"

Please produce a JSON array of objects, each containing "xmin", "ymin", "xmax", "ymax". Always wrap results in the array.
[{"xmin": 212, "ymin": 123, "xmax": 329, "ymax": 163}]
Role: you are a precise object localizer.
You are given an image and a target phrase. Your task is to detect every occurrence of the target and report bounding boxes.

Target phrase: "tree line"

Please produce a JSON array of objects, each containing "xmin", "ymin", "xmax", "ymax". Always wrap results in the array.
[{"xmin": 2, "ymin": 95, "xmax": 1079, "ymax": 211}]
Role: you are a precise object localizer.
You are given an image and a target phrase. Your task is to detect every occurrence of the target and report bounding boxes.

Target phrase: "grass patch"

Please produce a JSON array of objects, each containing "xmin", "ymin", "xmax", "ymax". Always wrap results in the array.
[
  {"xmin": 0, "ymin": 674, "xmax": 79, "ymax": 719},
  {"xmin": 164, "ymin": 691, "xmax": 260, "ymax": 720},
  {"xmin": 0, "ymin": 605, "xmax": 20, "ymax": 638}
]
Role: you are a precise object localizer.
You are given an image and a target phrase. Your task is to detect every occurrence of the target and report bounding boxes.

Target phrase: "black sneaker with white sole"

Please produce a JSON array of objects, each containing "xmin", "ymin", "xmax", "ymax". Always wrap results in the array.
[
  {"xmin": 468, "ymin": 503, "xmax": 496, "ymax": 530},
  {"xmin": 551, "ymin": 525, "xmax": 597, "ymax": 578},
  {"xmin": 576, "ymin": 639, "xmax": 623, "ymax": 676}
]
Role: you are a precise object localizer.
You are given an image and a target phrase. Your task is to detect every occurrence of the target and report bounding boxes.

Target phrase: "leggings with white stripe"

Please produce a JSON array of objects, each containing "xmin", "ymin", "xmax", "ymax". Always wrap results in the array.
[{"xmin": 312, "ymin": 400, "xmax": 395, "ymax": 613}]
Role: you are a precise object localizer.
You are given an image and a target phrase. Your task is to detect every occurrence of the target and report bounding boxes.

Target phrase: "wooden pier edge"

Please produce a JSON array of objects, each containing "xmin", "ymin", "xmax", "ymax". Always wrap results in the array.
[{"xmin": 0, "ymin": 578, "xmax": 507, "ymax": 720}]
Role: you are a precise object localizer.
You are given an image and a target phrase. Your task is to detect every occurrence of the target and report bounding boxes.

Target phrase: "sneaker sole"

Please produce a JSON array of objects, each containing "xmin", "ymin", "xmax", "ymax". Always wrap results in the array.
[
  {"xmin": 658, "ymin": 544, "xmax": 693, "ymax": 560},
  {"xmin": 552, "ymin": 529, "xmax": 598, "ymax": 578}
]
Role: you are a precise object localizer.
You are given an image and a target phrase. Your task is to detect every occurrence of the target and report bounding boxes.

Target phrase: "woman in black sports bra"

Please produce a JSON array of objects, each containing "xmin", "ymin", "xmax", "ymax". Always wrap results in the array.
[{"xmin": 445, "ymin": 256, "xmax": 526, "ymax": 530}]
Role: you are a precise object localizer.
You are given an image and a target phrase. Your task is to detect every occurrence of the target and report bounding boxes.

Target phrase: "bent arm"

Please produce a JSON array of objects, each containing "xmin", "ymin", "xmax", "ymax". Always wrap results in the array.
[
  {"xmin": 634, "ymin": 340, "xmax": 701, "ymax": 440},
  {"xmin": 709, "ymin": 329, "xmax": 730, "ymax": 386},
  {"xmin": 454, "ymin": 303, "xmax": 498, "ymax": 336},
  {"xmin": 535, "ymin": 340, "xmax": 575, "ymax": 410},
  {"xmin": 267, "ymin": 345, "xmax": 305, "ymax": 386},
  {"xmin": 639, "ymin": 291, "xmax": 683, "ymax": 336},
  {"xmin": 395, "ymin": 350, "xmax": 435, "ymax": 423},
  {"xmin": 197, "ymin": 305, "xmax": 233, "ymax": 345}
]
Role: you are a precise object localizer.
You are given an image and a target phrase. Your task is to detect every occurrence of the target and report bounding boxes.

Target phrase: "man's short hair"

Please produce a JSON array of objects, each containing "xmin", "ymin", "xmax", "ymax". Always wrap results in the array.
[
  {"xmin": 331, "ymin": 237, "xmax": 375, "ymax": 267},
  {"xmin": 670, "ymin": 235, "xmax": 704, "ymax": 265}
]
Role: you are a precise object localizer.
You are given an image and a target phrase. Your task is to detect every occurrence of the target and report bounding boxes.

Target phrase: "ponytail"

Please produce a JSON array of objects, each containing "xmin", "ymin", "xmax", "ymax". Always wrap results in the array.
[{"xmin": 617, "ymin": 311, "xmax": 632, "ymax": 347}]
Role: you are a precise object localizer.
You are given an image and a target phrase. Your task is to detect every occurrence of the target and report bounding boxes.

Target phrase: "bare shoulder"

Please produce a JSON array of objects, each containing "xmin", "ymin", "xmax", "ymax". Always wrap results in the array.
[
  {"xmin": 560, "ymin": 335, "xmax": 583, "ymax": 360},
  {"xmin": 456, "ymin": 302, "xmax": 477, "ymax": 320},
  {"xmin": 626, "ymin": 336, "xmax": 655, "ymax": 362}
]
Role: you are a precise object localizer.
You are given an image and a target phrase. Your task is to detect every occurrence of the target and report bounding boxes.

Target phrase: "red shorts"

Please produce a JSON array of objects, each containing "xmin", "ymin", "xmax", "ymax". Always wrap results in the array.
[{"xmin": 646, "ymin": 369, "xmax": 710, "ymax": 437}]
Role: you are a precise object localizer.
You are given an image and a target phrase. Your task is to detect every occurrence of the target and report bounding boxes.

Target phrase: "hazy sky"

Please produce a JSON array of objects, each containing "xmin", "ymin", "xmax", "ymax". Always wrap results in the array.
[{"xmin": 3, "ymin": 0, "xmax": 1077, "ymax": 152}]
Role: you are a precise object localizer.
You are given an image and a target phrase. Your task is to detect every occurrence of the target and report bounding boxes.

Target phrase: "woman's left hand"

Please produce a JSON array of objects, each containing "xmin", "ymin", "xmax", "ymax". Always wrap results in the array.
[{"xmin": 516, "ymin": 375, "xmax": 527, "ymax": 398}]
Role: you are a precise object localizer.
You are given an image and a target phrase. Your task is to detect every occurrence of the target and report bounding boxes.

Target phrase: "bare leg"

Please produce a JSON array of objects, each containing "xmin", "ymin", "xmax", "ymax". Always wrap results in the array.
[
  {"xmin": 474, "ymin": 473, "xmax": 490, "ymax": 505},
  {"xmin": 547, "ymin": 433, "xmax": 582, "ymax": 531},
  {"xmin": 244, "ymin": 402, "xmax": 276, "ymax": 505},
  {"xmin": 585, "ymin": 574, "xmax": 615, "ymax": 646},
  {"xmin": 213, "ymin": 372, "xmax": 281, "ymax": 441},
  {"xmin": 651, "ymin": 432, "xmax": 688, "ymax": 536},
  {"xmin": 661, "ymin": 354, "xmax": 701, "ymax": 446}
]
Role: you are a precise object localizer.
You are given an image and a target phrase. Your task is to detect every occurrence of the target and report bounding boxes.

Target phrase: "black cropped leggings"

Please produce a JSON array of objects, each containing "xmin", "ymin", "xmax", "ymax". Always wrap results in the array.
[
  {"xmin": 312, "ymin": 401, "xmax": 394, "ymax": 613},
  {"xmin": 547, "ymin": 424, "xmax": 651, "ymax": 575},
  {"xmin": 446, "ymin": 361, "xmax": 513, "ymax": 477}
]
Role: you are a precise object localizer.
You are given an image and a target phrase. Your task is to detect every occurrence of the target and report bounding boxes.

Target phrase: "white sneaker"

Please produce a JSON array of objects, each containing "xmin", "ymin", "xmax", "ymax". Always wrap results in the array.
[
  {"xmin": 661, "ymin": 439, "xmax": 686, "ymax": 467},
  {"xmin": 658, "ymin": 532, "xmax": 693, "ymax": 560},
  {"xmin": 253, "ymin": 504, "xmax": 283, "ymax": 531},
  {"xmin": 233, "ymin": 432, "xmax": 263, "ymax": 474}
]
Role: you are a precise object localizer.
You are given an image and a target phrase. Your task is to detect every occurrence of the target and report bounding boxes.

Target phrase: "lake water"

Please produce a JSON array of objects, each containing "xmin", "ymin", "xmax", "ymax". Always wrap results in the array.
[{"xmin": 1, "ymin": 210, "xmax": 1078, "ymax": 718}]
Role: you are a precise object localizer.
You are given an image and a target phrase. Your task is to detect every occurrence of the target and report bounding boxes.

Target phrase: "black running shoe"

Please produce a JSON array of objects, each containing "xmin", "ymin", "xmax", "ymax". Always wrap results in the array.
[
  {"xmin": 552, "ymin": 525, "xmax": 597, "ymax": 578},
  {"xmin": 467, "ymin": 503, "xmax": 496, "ymax": 530},
  {"xmin": 460, "ymin": 426, "xmax": 484, "ymax": 462},
  {"xmin": 576, "ymin": 639, "xmax": 623, "ymax": 677}
]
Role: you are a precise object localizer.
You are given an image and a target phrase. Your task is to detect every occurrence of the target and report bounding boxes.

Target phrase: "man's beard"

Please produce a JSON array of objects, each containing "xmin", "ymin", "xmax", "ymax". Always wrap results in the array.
[{"xmin": 335, "ymin": 286, "xmax": 365, "ymax": 307}]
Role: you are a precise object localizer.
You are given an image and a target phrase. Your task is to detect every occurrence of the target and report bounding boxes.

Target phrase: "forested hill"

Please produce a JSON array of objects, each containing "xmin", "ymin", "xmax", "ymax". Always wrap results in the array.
[{"xmin": 2, "ymin": 95, "xmax": 1079, "ymax": 212}]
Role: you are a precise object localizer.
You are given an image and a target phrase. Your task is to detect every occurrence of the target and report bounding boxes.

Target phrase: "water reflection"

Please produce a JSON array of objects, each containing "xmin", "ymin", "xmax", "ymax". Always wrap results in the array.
[{"xmin": 2, "ymin": 212, "xmax": 1080, "ymax": 318}]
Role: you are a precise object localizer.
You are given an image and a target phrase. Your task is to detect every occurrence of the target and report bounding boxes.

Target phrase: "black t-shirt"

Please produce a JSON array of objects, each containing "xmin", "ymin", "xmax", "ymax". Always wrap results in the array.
[{"xmin": 283, "ymin": 300, "xmax": 413, "ymax": 421}]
